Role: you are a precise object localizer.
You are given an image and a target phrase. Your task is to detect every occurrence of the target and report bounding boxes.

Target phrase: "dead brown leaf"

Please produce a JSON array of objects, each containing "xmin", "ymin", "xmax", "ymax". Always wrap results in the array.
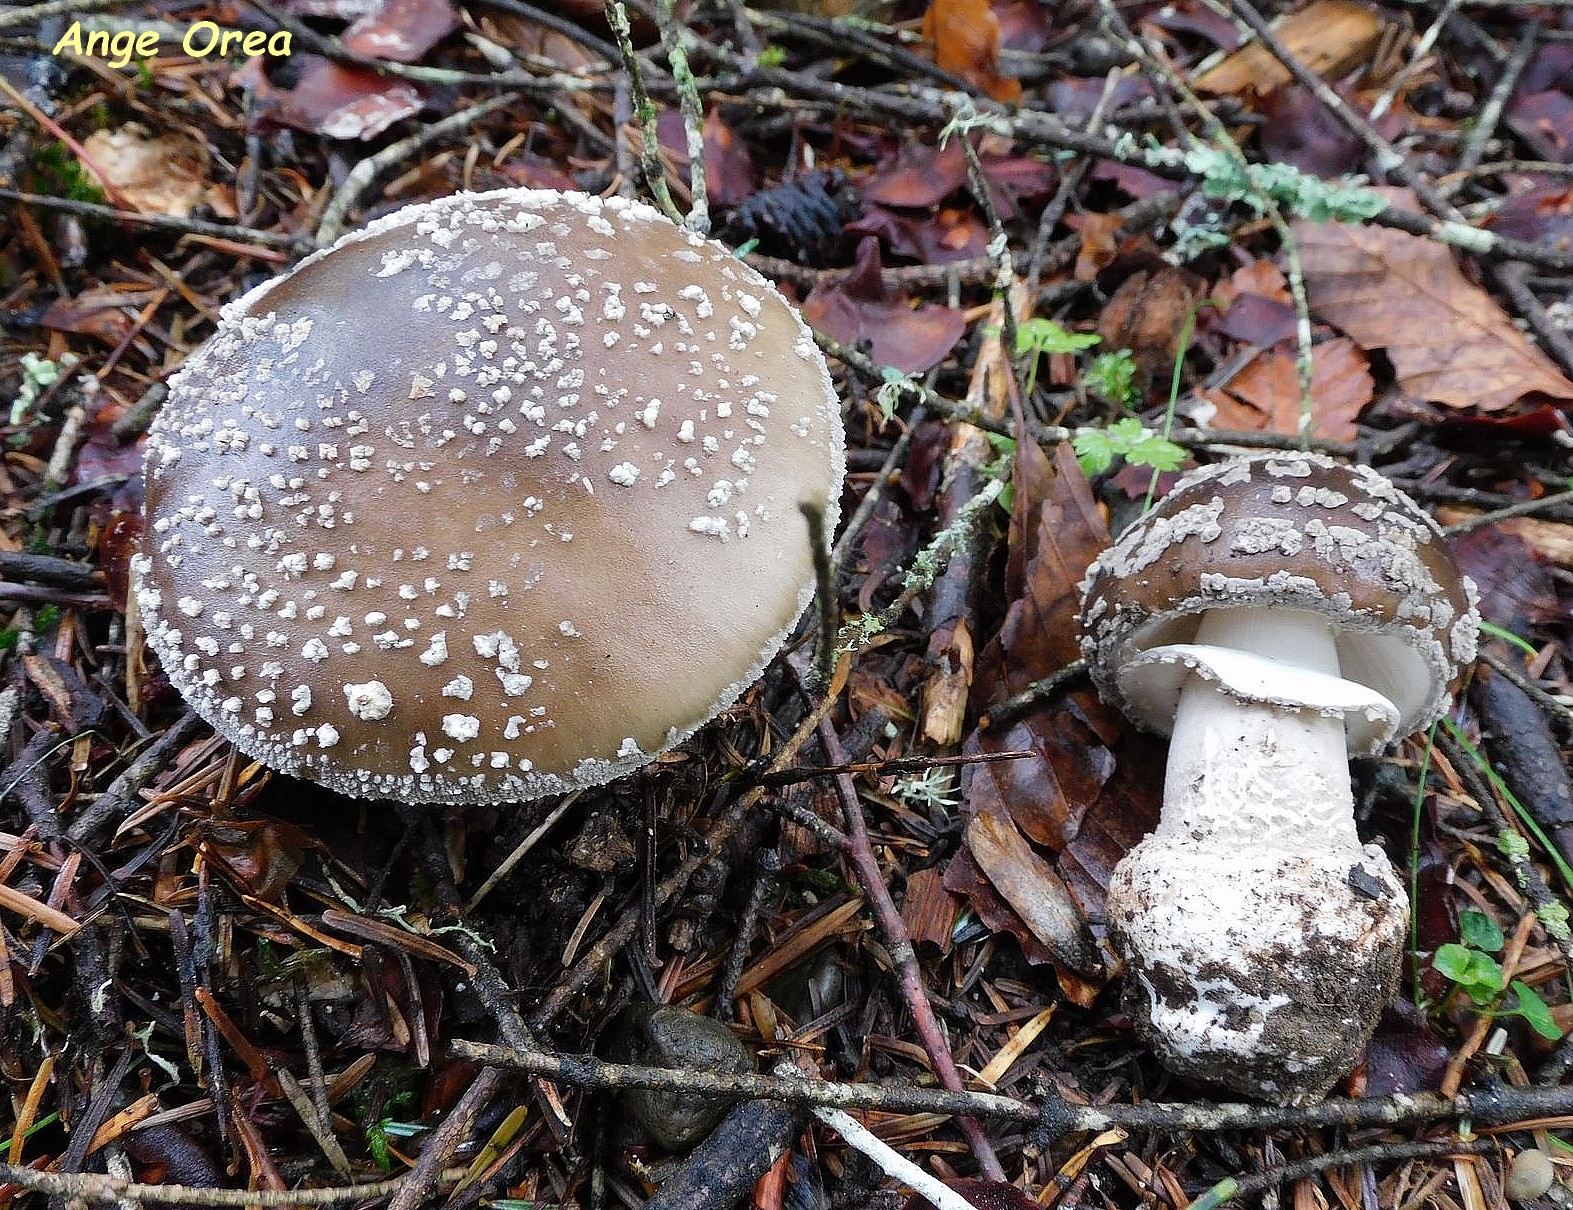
[
  {"xmin": 342, "ymin": 0, "xmax": 458, "ymax": 62},
  {"xmin": 863, "ymin": 139, "xmax": 969, "ymax": 210},
  {"xmin": 1201, "ymin": 338, "xmax": 1373, "ymax": 440},
  {"xmin": 657, "ymin": 108, "xmax": 757, "ymax": 209},
  {"xmin": 41, "ymin": 285, "xmax": 161, "ymax": 344},
  {"xmin": 801, "ymin": 237, "xmax": 967, "ymax": 373},
  {"xmin": 1067, "ymin": 211, "xmax": 1123, "ymax": 282},
  {"xmin": 921, "ymin": 0, "xmax": 1022, "ymax": 104},
  {"xmin": 1295, "ymin": 208, "xmax": 1573, "ymax": 412},
  {"xmin": 1216, "ymin": 258, "xmax": 1292, "ymax": 308},
  {"xmin": 941, "ymin": 848, "xmax": 1056, "ymax": 966},
  {"xmin": 1097, "ymin": 266, "xmax": 1199, "ymax": 389},
  {"xmin": 242, "ymin": 55, "xmax": 424, "ymax": 140},
  {"xmin": 848, "ymin": 205, "xmax": 988, "ymax": 266},
  {"xmin": 949, "ymin": 443, "xmax": 1143, "ymax": 983},
  {"xmin": 1194, "ymin": 0, "xmax": 1383, "ymax": 96},
  {"xmin": 80, "ymin": 125, "xmax": 206, "ymax": 217},
  {"xmin": 1438, "ymin": 508, "xmax": 1573, "ymax": 571},
  {"xmin": 899, "ymin": 867, "xmax": 961, "ymax": 951},
  {"xmin": 964, "ymin": 808, "xmax": 1099, "ymax": 973}
]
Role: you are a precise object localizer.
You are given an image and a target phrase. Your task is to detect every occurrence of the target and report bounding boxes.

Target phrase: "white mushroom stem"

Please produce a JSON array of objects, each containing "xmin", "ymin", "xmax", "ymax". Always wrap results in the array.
[
  {"xmin": 1159, "ymin": 608, "xmax": 1360, "ymax": 849},
  {"xmin": 1106, "ymin": 606, "xmax": 1413, "ymax": 1102}
]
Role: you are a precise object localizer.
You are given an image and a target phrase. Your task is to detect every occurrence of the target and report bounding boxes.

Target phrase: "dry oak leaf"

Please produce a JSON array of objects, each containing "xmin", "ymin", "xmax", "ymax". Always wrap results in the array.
[
  {"xmin": 1194, "ymin": 0, "xmax": 1382, "ymax": 96},
  {"xmin": 1201, "ymin": 337, "xmax": 1373, "ymax": 441},
  {"xmin": 922, "ymin": 0, "xmax": 1022, "ymax": 103},
  {"xmin": 1294, "ymin": 214, "xmax": 1573, "ymax": 412},
  {"xmin": 342, "ymin": 0, "xmax": 459, "ymax": 62},
  {"xmin": 80, "ymin": 125, "xmax": 206, "ymax": 217},
  {"xmin": 1097, "ymin": 265, "xmax": 1199, "ymax": 390},
  {"xmin": 964, "ymin": 807, "xmax": 1099, "ymax": 974},
  {"xmin": 802, "ymin": 236, "xmax": 967, "ymax": 374}
]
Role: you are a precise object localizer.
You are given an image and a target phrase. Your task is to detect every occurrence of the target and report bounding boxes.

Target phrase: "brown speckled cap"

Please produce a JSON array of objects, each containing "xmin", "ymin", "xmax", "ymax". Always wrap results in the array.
[
  {"xmin": 133, "ymin": 189, "xmax": 845, "ymax": 804},
  {"xmin": 1079, "ymin": 453, "xmax": 1478, "ymax": 753}
]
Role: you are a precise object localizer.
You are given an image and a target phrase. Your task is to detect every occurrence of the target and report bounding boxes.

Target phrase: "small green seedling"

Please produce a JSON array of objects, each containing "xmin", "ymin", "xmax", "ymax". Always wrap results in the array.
[
  {"xmin": 1433, "ymin": 910, "xmax": 1561, "ymax": 1040},
  {"xmin": 875, "ymin": 365, "xmax": 920, "ymax": 424},
  {"xmin": 366, "ymin": 1108, "xmax": 424, "ymax": 1172},
  {"xmin": 1073, "ymin": 417, "xmax": 1186, "ymax": 477},
  {"xmin": 1084, "ymin": 349, "xmax": 1140, "ymax": 408},
  {"xmin": 1015, "ymin": 318, "xmax": 1100, "ymax": 396}
]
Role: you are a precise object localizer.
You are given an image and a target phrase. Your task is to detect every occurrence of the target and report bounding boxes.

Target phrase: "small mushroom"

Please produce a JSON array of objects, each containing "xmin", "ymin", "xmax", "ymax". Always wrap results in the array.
[
  {"xmin": 1079, "ymin": 453, "xmax": 1478, "ymax": 1101},
  {"xmin": 132, "ymin": 189, "xmax": 844, "ymax": 805},
  {"xmin": 1506, "ymin": 1149, "xmax": 1557, "ymax": 1203}
]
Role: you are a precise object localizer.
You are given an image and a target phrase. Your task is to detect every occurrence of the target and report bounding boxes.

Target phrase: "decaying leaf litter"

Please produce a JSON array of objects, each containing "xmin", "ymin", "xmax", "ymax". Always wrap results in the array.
[{"xmin": 1, "ymin": 0, "xmax": 1573, "ymax": 1205}]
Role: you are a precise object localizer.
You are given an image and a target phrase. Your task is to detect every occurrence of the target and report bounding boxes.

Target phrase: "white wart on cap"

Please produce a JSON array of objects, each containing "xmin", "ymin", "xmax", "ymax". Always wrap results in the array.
[{"xmin": 133, "ymin": 189, "xmax": 845, "ymax": 805}]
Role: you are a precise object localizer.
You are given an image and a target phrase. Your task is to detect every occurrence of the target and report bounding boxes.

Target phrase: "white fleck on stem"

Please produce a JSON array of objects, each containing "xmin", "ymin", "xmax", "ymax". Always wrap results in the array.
[{"xmin": 1159, "ymin": 608, "xmax": 1357, "ymax": 848}]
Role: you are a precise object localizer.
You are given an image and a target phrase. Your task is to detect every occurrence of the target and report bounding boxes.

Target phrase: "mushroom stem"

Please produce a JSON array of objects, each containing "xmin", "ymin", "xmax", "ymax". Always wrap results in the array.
[
  {"xmin": 1106, "ymin": 605, "xmax": 1412, "ymax": 1101},
  {"xmin": 1160, "ymin": 608, "xmax": 1359, "ymax": 848}
]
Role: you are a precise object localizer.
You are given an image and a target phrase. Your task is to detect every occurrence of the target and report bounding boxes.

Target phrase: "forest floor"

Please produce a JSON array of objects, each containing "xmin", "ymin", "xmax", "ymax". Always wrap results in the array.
[{"xmin": 2, "ymin": 0, "xmax": 1573, "ymax": 1207}]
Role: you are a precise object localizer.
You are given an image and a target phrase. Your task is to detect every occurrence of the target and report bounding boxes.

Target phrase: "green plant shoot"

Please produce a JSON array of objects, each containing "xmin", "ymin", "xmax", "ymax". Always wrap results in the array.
[{"xmin": 1074, "ymin": 417, "xmax": 1186, "ymax": 477}]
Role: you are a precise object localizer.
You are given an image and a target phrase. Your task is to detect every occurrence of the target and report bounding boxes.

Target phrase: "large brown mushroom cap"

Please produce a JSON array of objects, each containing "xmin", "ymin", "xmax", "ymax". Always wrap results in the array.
[
  {"xmin": 133, "ymin": 189, "xmax": 844, "ymax": 804},
  {"xmin": 1079, "ymin": 453, "xmax": 1478, "ymax": 753}
]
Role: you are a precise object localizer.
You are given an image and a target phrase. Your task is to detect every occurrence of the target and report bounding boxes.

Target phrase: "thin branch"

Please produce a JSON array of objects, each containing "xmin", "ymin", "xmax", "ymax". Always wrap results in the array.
[
  {"xmin": 446, "ymin": 1042, "xmax": 1573, "ymax": 1137},
  {"xmin": 0, "ymin": 1165, "xmax": 457, "ymax": 1207}
]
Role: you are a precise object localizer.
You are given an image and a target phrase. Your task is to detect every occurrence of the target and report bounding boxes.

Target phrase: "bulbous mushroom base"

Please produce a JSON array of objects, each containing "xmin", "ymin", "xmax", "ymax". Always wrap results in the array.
[{"xmin": 1107, "ymin": 838, "xmax": 1407, "ymax": 1103}]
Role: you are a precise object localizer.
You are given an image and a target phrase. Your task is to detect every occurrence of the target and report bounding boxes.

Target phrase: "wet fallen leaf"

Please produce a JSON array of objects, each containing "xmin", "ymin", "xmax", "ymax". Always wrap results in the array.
[
  {"xmin": 1294, "ymin": 202, "xmax": 1573, "ymax": 412},
  {"xmin": 657, "ymin": 107, "xmax": 757, "ymax": 210},
  {"xmin": 1364, "ymin": 1000, "xmax": 1452, "ymax": 1095},
  {"xmin": 80, "ymin": 125, "xmax": 206, "ymax": 217},
  {"xmin": 864, "ymin": 139, "xmax": 969, "ymax": 210},
  {"xmin": 1047, "ymin": 75, "xmax": 1154, "ymax": 123},
  {"xmin": 1195, "ymin": 0, "xmax": 1383, "ymax": 96},
  {"xmin": 951, "ymin": 442, "xmax": 1156, "ymax": 984},
  {"xmin": 995, "ymin": 0, "xmax": 1054, "ymax": 52},
  {"xmin": 847, "ymin": 204, "xmax": 987, "ymax": 264},
  {"xmin": 1210, "ymin": 258, "xmax": 1298, "ymax": 346},
  {"xmin": 1200, "ymin": 338, "xmax": 1373, "ymax": 440},
  {"xmin": 863, "ymin": 138, "xmax": 1051, "ymax": 218},
  {"xmin": 99, "ymin": 511, "xmax": 142, "ymax": 613},
  {"xmin": 1097, "ymin": 266, "xmax": 1200, "ymax": 390},
  {"xmin": 941, "ymin": 848, "xmax": 1056, "ymax": 965},
  {"xmin": 1521, "ymin": 44, "xmax": 1573, "ymax": 94},
  {"xmin": 201, "ymin": 817, "xmax": 318, "ymax": 904},
  {"xmin": 1438, "ymin": 507, "xmax": 1573, "ymax": 570},
  {"xmin": 41, "ymin": 285, "xmax": 161, "ymax": 344},
  {"xmin": 922, "ymin": 0, "xmax": 1021, "ymax": 103},
  {"xmin": 802, "ymin": 236, "xmax": 966, "ymax": 373},
  {"xmin": 1067, "ymin": 211, "xmax": 1124, "ymax": 282},
  {"xmin": 1509, "ymin": 90, "xmax": 1573, "ymax": 165},
  {"xmin": 698, "ymin": 108, "xmax": 757, "ymax": 209},
  {"xmin": 899, "ymin": 866, "xmax": 961, "ymax": 951},
  {"xmin": 1494, "ymin": 180, "xmax": 1573, "ymax": 250},
  {"xmin": 1452, "ymin": 528, "xmax": 1566, "ymax": 632},
  {"xmin": 342, "ymin": 0, "xmax": 458, "ymax": 62},
  {"xmin": 243, "ymin": 55, "xmax": 423, "ymax": 140},
  {"xmin": 72, "ymin": 410, "xmax": 147, "ymax": 490},
  {"xmin": 1259, "ymin": 83, "xmax": 1366, "ymax": 177},
  {"xmin": 1089, "ymin": 158, "xmax": 1171, "ymax": 199},
  {"xmin": 1144, "ymin": 0, "xmax": 1241, "ymax": 51}
]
